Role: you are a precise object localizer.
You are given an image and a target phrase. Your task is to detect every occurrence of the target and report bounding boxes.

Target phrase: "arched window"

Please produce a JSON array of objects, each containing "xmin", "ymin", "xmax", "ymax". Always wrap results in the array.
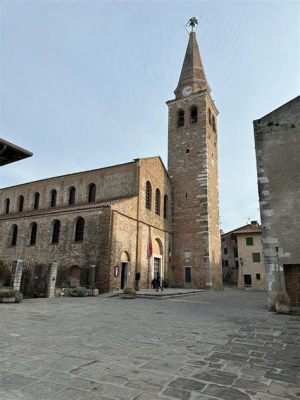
[
  {"xmin": 75, "ymin": 217, "xmax": 84, "ymax": 242},
  {"xmin": 163, "ymin": 195, "xmax": 168, "ymax": 219},
  {"xmin": 208, "ymin": 108, "xmax": 212, "ymax": 126},
  {"xmin": 18, "ymin": 195, "xmax": 24, "ymax": 212},
  {"xmin": 50, "ymin": 190, "xmax": 57, "ymax": 208},
  {"xmin": 88, "ymin": 184, "xmax": 96, "ymax": 203},
  {"xmin": 191, "ymin": 106, "xmax": 197, "ymax": 124},
  {"xmin": 52, "ymin": 220, "xmax": 60, "ymax": 244},
  {"xmin": 5, "ymin": 198, "xmax": 10, "ymax": 214},
  {"xmin": 155, "ymin": 189, "xmax": 161, "ymax": 216},
  {"xmin": 33, "ymin": 192, "xmax": 40, "ymax": 210},
  {"xmin": 145, "ymin": 181, "xmax": 152, "ymax": 210},
  {"xmin": 69, "ymin": 186, "xmax": 76, "ymax": 205},
  {"xmin": 212, "ymin": 115, "xmax": 216, "ymax": 132},
  {"xmin": 30, "ymin": 223, "xmax": 37, "ymax": 246},
  {"xmin": 11, "ymin": 225, "xmax": 18, "ymax": 246},
  {"xmin": 177, "ymin": 110, "xmax": 184, "ymax": 127}
]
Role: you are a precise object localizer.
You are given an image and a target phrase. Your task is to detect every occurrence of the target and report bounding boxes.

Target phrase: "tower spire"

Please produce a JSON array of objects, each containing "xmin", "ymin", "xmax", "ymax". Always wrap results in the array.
[{"xmin": 175, "ymin": 29, "xmax": 210, "ymax": 98}]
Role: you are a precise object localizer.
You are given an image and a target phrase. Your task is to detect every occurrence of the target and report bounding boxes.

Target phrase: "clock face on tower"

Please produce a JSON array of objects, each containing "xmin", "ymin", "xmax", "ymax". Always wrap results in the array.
[{"xmin": 182, "ymin": 86, "xmax": 192, "ymax": 97}]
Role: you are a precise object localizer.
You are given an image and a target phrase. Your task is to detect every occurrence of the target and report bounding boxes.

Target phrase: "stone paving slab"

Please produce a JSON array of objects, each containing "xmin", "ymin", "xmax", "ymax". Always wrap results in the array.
[{"xmin": 0, "ymin": 290, "xmax": 300, "ymax": 399}]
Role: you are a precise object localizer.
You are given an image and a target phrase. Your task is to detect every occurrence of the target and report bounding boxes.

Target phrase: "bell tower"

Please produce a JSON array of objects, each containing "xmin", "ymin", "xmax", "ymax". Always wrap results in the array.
[{"xmin": 167, "ymin": 26, "xmax": 222, "ymax": 288}]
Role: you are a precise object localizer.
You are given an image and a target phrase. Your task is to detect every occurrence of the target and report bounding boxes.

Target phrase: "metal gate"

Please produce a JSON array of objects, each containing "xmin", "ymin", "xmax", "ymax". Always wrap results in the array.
[
  {"xmin": 0, "ymin": 261, "xmax": 13, "ymax": 287},
  {"xmin": 284, "ymin": 264, "xmax": 300, "ymax": 307},
  {"xmin": 20, "ymin": 262, "xmax": 49, "ymax": 298}
]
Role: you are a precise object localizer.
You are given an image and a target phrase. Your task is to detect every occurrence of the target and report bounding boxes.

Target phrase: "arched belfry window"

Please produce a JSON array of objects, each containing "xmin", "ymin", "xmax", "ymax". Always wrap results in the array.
[
  {"xmin": 30, "ymin": 223, "xmax": 37, "ymax": 246},
  {"xmin": 208, "ymin": 108, "xmax": 212, "ymax": 126},
  {"xmin": 177, "ymin": 110, "xmax": 184, "ymax": 127},
  {"xmin": 18, "ymin": 195, "xmax": 24, "ymax": 212},
  {"xmin": 155, "ymin": 189, "xmax": 161, "ymax": 216},
  {"xmin": 212, "ymin": 115, "xmax": 216, "ymax": 132},
  {"xmin": 69, "ymin": 186, "xmax": 76, "ymax": 205},
  {"xmin": 11, "ymin": 225, "xmax": 18, "ymax": 246},
  {"xmin": 191, "ymin": 106, "xmax": 197, "ymax": 124},
  {"xmin": 52, "ymin": 220, "xmax": 60, "ymax": 244},
  {"xmin": 75, "ymin": 217, "xmax": 85, "ymax": 242},
  {"xmin": 163, "ymin": 195, "xmax": 168, "ymax": 219},
  {"xmin": 50, "ymin": 190, "xmax": 57, "ymax": 208},
  {"xmin": 88, "ymin": 184, "xmax": 96, "ymax": 203},
  {"xmin": 145, "ymin": 181, "xmax": 152, "ymax": 210},
  {"xmin": 33, "ymin": 192, "xmax": 40, "ymax": 210},
  {"xmin": 5, "ymin": 198, "xmax": 10, "ymax": 214}
]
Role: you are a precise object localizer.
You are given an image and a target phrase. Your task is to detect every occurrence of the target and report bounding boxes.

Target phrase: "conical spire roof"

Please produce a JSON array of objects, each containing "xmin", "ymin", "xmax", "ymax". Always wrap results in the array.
[{"xmin": 175, "ymin": 31, "xmax": 210, "ymax": 98}]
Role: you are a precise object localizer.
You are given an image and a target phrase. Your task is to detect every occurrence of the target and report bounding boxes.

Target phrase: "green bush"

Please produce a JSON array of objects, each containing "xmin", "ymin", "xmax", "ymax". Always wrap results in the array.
[
  {"xmin": 0, "ymin": 289, "xmax": 23, "ymax": 302},
  {"xmin": 14, "ymin": 291, "xmax": 23, "ymax": 303},
  {"xmin": 123, "ymin": 287, "xmax": 135, "ymax": 295},
  {"xmin": 0, "ymin": 289, "xmax": 15, "ymax": 298},
  {"xmin": 70, "ymin": 286, "xmax": 88, "ymax": 297}
]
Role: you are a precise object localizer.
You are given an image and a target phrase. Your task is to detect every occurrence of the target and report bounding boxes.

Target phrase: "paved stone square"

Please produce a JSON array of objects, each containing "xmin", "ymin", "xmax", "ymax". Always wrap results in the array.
[{"xmin": 0, "ymin": 289, "xmax": 299, "ymax": 400}]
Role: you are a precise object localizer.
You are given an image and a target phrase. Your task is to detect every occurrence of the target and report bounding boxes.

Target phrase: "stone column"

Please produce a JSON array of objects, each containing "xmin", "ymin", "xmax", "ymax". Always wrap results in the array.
[
  {"xmin": 11, "ymin": 259, "xmax": 23, "ymax": 291},
  {"xmin": 47, "ymin": 262, "xmax": 58, "ymax": 298}
]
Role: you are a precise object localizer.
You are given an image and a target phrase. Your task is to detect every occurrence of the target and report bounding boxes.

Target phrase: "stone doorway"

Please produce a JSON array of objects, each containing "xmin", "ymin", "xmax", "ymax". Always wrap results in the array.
[
  {"xmin": 184, "ymin": 266, "xmax": 192, "ymax": 288},
  {"xmin": 120, "ymin": 262, "xmax": 128, "ymax": 289},
  {"xmin": 284, "ymin": 264, "xmax": 300, "ymax": 307},
  {"xmin": 244, "ymin": 274, "xmax": 252, "ymax": 288}
]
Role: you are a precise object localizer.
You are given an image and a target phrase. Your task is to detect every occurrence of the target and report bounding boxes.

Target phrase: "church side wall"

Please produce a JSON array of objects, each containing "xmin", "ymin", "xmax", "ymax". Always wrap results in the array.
[
  {"xmin": 0, "ymin": 162, "xmax": 138, "ymax": 214},
  {"xmin": 0, "ymin": 207, "xmax": 111, "ymax": 290}
]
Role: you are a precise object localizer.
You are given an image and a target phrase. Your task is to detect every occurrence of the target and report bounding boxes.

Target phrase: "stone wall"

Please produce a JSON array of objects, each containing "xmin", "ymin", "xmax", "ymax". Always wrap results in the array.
[
  {"xmin": 167, "ymin": 90, "xmax": 222, "ymax": 288},
  {"xmin": 254, "ymin": 96, "xmax": 300, "ymax": 308}
]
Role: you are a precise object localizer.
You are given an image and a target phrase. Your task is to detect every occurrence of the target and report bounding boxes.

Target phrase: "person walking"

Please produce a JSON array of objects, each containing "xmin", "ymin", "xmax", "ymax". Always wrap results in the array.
[{"xmin": 155, "ymin": 271, "xmax": 163, "ymax": 292}]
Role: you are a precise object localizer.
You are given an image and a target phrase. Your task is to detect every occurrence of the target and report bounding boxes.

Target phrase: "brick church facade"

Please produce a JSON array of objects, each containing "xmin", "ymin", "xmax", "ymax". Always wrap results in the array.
[{"xmin": 0, "ymin": 31, "xmax": 222, "ymax": 292}]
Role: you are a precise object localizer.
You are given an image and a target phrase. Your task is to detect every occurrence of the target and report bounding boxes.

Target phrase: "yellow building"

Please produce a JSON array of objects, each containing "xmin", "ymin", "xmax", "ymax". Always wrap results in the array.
[{"xmin": 235, "ymin": 222, "xmax": 266, "ymax": 290}]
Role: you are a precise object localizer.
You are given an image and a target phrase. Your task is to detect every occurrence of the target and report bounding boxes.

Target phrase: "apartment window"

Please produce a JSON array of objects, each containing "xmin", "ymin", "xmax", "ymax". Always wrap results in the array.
[
  {"xmin": 235, "ymin": 260, "xmax": 239, "ymax": 268},
  {"xmin": 252, "ymin": 253, "xmax": 261, "ymax": 262},
  {"xmin": 223, "ymin": 247, "xmax": 228, "ymax": 255},
  {"xmin": 224, "ymin": 260, "xmax": 229, "ymax": 267},
  {"xmin": 234, "ymin": 248, "xmax": 238, "ymax": 258},
  {"xmin": 246, "ymin": 237, "xmax": 254, "ymax": 246},
  {"xmin": 256, "ymin": 273, "xmax": 261, "ymax": 280}
]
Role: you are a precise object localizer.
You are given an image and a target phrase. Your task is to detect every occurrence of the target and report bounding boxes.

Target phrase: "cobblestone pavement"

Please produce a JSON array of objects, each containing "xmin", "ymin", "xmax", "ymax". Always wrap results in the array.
[{"xmin": 0, "ymin": 290, "xmax": 299, "ymax": 400}]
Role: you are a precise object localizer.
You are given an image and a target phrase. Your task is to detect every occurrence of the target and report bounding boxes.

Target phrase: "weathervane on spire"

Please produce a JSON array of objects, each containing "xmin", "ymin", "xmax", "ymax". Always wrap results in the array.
[{"xmin": 186, "ymin": 17, "xmax": 198, "ymax": 32}]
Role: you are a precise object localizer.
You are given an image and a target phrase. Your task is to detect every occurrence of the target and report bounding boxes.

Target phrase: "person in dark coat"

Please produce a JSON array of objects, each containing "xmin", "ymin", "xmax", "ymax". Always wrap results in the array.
[{"xmin": 156, "ymin": 271, "xmax": 163, "ymax": 292}]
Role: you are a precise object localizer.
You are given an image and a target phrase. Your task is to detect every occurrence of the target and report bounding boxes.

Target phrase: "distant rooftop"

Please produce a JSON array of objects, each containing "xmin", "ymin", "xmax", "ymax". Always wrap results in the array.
[
  {"xmin": 0, "ymin": 138, "xmax": 32, "ymax": 166},
  {"xmin": 233, "ymin": 221, "xmax": 261, "ymax": 235}
]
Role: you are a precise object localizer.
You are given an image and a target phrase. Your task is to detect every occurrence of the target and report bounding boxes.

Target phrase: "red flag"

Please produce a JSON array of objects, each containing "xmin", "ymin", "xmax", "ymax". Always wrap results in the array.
[{"xmin": 148, "ymin": 239, "xmax": 153, "ymax": 258}]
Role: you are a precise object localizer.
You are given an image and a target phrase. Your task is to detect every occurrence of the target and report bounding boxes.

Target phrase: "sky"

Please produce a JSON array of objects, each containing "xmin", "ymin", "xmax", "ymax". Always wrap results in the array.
[{"xmin": 0, "ymin": 0, "xmax": 299, "ymax": 232}]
